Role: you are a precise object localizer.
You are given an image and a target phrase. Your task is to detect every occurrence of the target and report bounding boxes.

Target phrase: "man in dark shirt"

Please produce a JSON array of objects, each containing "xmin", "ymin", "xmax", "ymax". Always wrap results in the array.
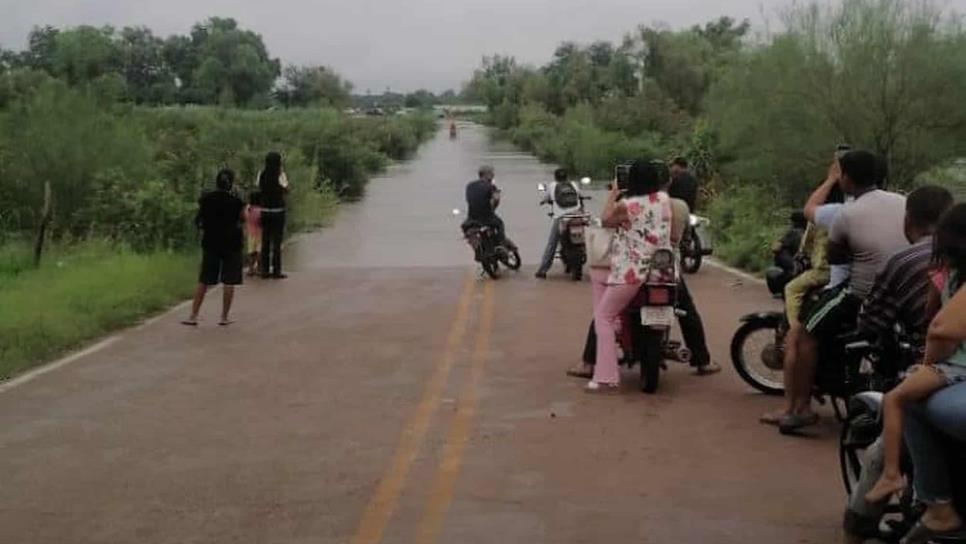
[
  {"xmin": 182, "ymin": 169, "xmax": 246, "ymax": 327},
  {"xmin": 669, "ymin": 157, "xmax": 699, "ymax": 212},
  {"xmin": 464, "ymin": 165, "xmax": 516, "ymax": 249}
]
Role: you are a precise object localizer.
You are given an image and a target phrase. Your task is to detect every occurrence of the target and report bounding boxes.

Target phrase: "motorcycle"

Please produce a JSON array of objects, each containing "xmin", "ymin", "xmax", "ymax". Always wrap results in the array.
[
  {"xmin": 537, "ymin": 177, "xmax": 593, "ymax": 281},
  {"xmin": 730, "ymin": 277, "xmax": 871, "ymax": 420},
  {"xmin": 453, "ymin": 209, "xmax": 521, "ymax": 279},
  {"xmin": 680, "ymin": 215, "xmax": 713, "ymax": 274},
  {"xmin": 617, "ymin": 248, "xmax": 686, "ymax": 393}
]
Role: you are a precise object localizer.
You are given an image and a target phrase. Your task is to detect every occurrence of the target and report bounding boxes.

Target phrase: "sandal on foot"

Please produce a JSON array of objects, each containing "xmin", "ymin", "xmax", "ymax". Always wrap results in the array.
[
  {"xmin": 778, "ymin": 412, "xmax": 820, "ymax": 434},
  {"xmin": 218, "ymin": 319, "xmax": 235, "ymax": 327},
  {"xmin": 181, "ymin": 319, "xmax": 199, "ymax": 327},
  {"xmin": 760, "ymin": 411, "xmax": 788, "ymax": 426}
]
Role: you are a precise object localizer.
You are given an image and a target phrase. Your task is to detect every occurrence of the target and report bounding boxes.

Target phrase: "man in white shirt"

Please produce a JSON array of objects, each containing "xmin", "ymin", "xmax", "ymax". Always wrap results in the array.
[{"xmin": 535, "ymin": 169, "xmax": 583, "ymax": 279}]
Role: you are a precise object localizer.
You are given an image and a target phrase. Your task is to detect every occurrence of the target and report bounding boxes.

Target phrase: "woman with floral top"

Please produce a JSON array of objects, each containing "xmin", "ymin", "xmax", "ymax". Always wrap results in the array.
[{"xmin": 588, "ymin": 160, "xmax": 673, "ymax": 392}]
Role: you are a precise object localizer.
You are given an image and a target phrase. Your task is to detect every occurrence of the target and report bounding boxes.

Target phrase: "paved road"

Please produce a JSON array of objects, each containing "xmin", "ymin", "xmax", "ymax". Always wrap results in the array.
[{"xmin": 0, "ymin": 124, "xmax": 845, "ymax": 543}]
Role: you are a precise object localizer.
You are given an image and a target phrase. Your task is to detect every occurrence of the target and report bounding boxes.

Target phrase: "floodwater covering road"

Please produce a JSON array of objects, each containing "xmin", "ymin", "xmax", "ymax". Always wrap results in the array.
[{"xmin": 0, "ymin": 123, "xmax": 843, "ymax": 543}]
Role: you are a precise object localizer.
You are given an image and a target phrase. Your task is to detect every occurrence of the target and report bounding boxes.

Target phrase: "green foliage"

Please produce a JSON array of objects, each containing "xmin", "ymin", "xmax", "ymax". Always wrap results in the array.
[
  {"xmin": 0, "ymin": 241, "xmax": 196, "ymax": 380},
  {"xmin": 509, "ymin": 103, "xmax": 664, "ymax": 179},
  {"xmin": 706, "ymin": 185, "xmax": 786, "ymax": 272},
  {"xmin": 278, "ymin": 65, "xmax": 354, "ymax": 108},
  {"xmin": 183, "ymin": 18, "xmax": 280, "ymax": 105},
  {"xmin": 0, "ymin": 80, "xmax": 436, "ymax": 251},
  {"xmin": 4, "ymin": 18, "xmax": 283, "ymax": 107},
  {"xmin": 2, "ymin": 80, "xmax": 154, "ymax": 239},
  {"xmin": 707, "ymin": 0, "xmax": 966, "ymax": 204}
]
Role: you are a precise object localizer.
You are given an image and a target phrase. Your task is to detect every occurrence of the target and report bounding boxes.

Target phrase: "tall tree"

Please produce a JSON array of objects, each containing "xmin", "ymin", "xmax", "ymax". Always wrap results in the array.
[
  {"xmin": 278, "ymin": 65, "xmax": 353, "ymax": 108},
  {"xmin": 50, "ymin": 26, "xmax": 122, "ymax": 86},
  {"xmin": 118, "ymin": 26, "xmax": 176, "ymax": 104},
  {"xmin": 187, "ymin": 17, "xmax": 280, "ymax": 105},
  {"xmin": 22, "ymin": 26, "xmax": 59, "ymax": 72}
]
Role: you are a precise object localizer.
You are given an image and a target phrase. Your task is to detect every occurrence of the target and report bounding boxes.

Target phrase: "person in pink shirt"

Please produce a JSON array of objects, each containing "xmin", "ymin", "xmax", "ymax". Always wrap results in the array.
[{"xmin": 245, "ymin": 192, "xmax": 263, "ymax": 277}]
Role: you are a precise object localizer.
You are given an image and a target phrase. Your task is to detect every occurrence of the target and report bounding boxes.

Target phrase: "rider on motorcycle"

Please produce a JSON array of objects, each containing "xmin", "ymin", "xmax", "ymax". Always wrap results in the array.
[
  {"xmin": 668, "ymin": 157, "xmax": 698, "ymax": 213},
  {"xmin": 768, "ymin": 151, "xmax": 909, "ymax": 434},
  {"xmin": 464, "ymin": 165, "xmax": 516, "ymax": 252},
  {"xmin": 535, "ymin": 168, "xmax": 583, "ymax": 279}
]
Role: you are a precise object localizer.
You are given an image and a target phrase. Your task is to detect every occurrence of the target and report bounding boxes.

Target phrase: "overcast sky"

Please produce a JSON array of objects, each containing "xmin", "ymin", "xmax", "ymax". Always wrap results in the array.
[{"xmin": 3, "ymin": 0, "xmax": 965, "ymax": 93}]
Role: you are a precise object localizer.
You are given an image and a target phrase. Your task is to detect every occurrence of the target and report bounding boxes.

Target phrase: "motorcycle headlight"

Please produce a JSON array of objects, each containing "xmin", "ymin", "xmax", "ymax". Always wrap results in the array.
[{"xmin": 689, "ymin": 215, "xmax": 699, "ymax": 227}]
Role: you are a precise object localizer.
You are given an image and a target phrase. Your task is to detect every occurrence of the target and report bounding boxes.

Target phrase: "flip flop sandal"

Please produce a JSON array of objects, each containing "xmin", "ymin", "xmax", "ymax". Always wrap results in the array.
[
  {"xmin": 900, "ymin": 521, "xmax": 966, "ymax": 544},
  {"xmin": 218, "ymin": 319, "xmax": 235, "ymax": 327},
  {"xmin": 180, "ymin": 319, "xmax": 199, "ymax": 327},
  {"xmin": 759, "ymin": 412, "xmax": 787, "ymax": 426},
  {"xmin": 778, "ymin": 413, "xmax": 820, "ymax": 435}
]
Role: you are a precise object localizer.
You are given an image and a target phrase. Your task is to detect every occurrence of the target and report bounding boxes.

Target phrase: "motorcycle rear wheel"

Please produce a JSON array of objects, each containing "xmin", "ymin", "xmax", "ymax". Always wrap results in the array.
[
  {"xmin": 482, "ymin": 258, "xmax": 501, "ymax": 279},
  {"xmin": 681, "ymin": 234, "xmax": 703, "ymax": 274},
  {"xmin": 500, "ymin": 249, "xmax": 522, "ymax": 271},
  {"xmin": 641, "ymin": 328, "xmax": 663, "ymax": 394},
  {"xmin": 731, "ymin": 321, "xmax": 785, "ymax": 396}
]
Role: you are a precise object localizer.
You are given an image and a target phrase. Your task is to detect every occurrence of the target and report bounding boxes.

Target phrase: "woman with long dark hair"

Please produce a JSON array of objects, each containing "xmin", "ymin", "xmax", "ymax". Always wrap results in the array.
[
  {"xmin": 584, "ymin": 159, "xmax": 673, "ymax": 392},
  {"xmin": 258, "ymin": 152, "xmax": 290, "ymax": 279}
]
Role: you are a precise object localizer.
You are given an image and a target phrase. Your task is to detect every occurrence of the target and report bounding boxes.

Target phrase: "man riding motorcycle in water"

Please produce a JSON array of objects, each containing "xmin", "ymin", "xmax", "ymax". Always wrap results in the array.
[
  {"xmin": 535, "ymin": 168, "xmax": 583, "ymax": 279},
  {"xmin": 463, "ymin": 165, "xmax": 517, "ymax": 252}
]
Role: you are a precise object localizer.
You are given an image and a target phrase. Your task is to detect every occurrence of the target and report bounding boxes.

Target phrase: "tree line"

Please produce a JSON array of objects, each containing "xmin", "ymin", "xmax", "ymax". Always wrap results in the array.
[{"xmin": 0, "ymin": 17, "xmax": 353, "ymax": 108}]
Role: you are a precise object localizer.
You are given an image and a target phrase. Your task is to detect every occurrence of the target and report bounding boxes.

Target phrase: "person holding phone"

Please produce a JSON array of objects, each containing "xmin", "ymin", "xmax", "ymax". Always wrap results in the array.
[{"xmin": 586, "ymin": 159, "xmax": 673, "ymax": 392}]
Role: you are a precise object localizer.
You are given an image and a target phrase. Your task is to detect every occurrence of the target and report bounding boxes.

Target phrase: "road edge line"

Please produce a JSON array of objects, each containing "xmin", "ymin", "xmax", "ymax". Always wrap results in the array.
[
  {"xmin": 704, "ymin": 257, "xmax": 766, "ymax": 285},
  {"xmin": 0, "ymin": 298, "xmax": 194, "ymax": 395}
]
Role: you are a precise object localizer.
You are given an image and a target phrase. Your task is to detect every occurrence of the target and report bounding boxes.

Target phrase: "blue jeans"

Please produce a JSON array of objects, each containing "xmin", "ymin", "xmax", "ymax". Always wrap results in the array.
[
  {"xmin": 537, "ymin": 218, "xmax": 561, "ymax": 274},
  {"xmin": 904, "ymin": 381, "xmax": 966, "ymax": 503}
]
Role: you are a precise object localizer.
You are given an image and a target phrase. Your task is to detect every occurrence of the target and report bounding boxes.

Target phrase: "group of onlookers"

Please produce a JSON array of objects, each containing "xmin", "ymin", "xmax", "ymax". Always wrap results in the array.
[
  {"xmin": 182, "ymin": 152, "xmax": 290, "ymax": 326},
  {"xmin": 742, "ymin": 148, "xmax": 966, "ymax": 543}
]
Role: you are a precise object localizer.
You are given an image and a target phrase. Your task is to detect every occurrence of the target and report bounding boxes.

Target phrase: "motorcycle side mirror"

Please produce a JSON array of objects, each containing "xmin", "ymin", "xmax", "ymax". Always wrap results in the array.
[
  {"xmin": 580, "ymin": 177, "xmax": 591, "ymax": 186},
  {"xmin": 537, "ymin": 183, "xmax": 547, "ymax": 192}
]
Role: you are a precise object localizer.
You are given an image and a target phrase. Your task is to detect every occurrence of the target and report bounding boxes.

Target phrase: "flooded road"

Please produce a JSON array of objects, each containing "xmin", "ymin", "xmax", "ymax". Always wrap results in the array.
[
  {"xmin": 0, "ymin": 123, "xmax": 843, "ymax": 544},
  {"xmin": 295, "ymin": 122, "xmax": 585, "ymax": 269}
]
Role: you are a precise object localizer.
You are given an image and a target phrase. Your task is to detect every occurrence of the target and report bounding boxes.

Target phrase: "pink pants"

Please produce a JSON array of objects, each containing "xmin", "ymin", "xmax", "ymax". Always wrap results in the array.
[{"xmin": 590, "ymin": 268, "xmax": 640, "ymax": 385}]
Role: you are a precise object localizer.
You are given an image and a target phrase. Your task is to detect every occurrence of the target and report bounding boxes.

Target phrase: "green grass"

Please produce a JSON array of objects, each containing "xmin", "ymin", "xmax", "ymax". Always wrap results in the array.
[{"xmin": 0, "ymin": 241, "xmax": 196, "ymax": 380}]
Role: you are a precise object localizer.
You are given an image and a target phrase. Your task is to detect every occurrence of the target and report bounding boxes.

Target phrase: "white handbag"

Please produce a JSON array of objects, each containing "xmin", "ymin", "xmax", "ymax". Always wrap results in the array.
[{"xmin": 586, "ymin": 226, "xmax": 615, "ymax": 269}]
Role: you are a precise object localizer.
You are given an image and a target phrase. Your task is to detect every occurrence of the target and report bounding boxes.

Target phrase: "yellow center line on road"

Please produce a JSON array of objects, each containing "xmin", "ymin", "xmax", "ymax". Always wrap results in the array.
[
  {"xmin": 413, "ymin": 280, "xmax": 495, "ymax": 544},
  {"xmin": 350, "ymin": 272, "xmax": 477, "ymax": 544}
]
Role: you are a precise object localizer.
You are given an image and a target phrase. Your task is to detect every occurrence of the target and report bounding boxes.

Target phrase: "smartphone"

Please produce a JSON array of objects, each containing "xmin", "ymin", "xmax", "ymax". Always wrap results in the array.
[
  {"xmin": 615, "ymin": 163, "xmax": 631, "ymax": 192},
  {"xmin": 835, "ymin": 144, "xmax": 852, "ymax": 159}
]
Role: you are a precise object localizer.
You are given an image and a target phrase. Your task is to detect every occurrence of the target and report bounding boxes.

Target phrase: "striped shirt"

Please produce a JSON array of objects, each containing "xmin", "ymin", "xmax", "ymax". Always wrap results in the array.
[{"xmin": 857, "ymin": 237, "xmax": 933, "ymax": 341}]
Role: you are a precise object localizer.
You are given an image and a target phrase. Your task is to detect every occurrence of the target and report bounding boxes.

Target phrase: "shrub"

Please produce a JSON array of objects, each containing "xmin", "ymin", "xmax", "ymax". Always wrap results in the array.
[{"xmin": 706, "ymin": 184, "xmax": 786, "ymax": 272}]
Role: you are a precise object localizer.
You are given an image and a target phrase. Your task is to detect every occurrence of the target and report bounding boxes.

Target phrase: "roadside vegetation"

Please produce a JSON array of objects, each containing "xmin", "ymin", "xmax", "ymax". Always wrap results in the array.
[
  {"xmin": 0, "ymin": 18, "xmax": 436, "ymax": 380},
  {"xmin": 463, "ymin": 0, "xmax": 966, "ymax": 271}
]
